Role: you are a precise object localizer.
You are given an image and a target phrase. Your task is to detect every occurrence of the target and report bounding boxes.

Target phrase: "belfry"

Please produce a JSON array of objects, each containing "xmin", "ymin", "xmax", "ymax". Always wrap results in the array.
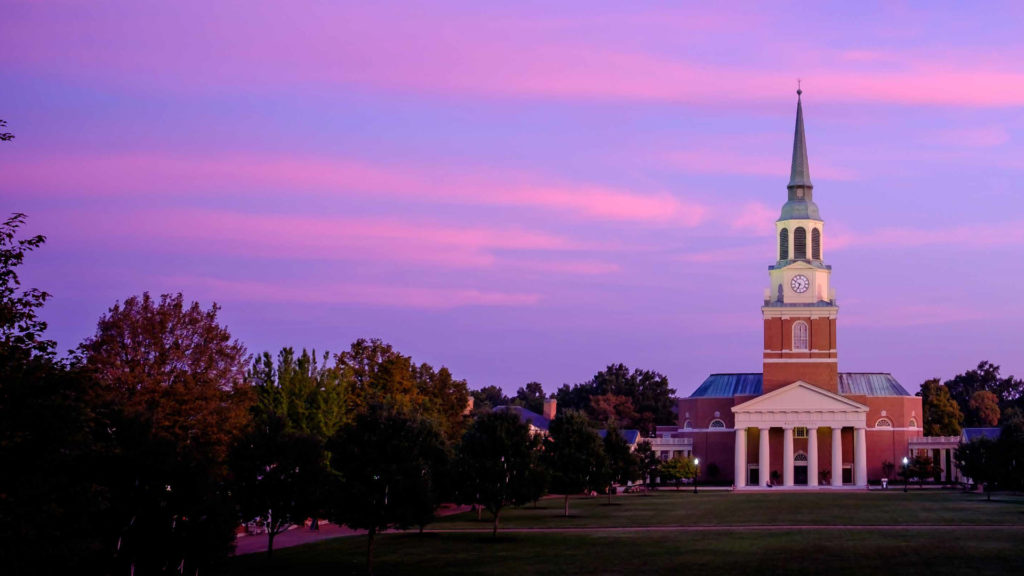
[{"xmin": 653, "ymin": 91, "xmax": 928, "ymax": 489}]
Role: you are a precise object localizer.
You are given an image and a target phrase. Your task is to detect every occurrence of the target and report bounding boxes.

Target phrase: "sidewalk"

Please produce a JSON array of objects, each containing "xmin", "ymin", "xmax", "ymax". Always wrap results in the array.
[{"xmin": 233, "ymin": 504, "xmax": 473, "ymax": 556}]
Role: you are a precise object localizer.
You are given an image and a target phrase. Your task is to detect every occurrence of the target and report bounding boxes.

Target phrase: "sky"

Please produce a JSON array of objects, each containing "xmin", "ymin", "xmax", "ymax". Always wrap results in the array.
[{"xmin": 3, "ymin": 1, "xmax": 1024, "ymax": 397}]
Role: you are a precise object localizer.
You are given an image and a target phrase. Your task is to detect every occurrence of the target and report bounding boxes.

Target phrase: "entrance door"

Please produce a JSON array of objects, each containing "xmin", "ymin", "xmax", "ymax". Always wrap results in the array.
[
  {"xmin": 794, "ymin": 465, "xmax": 808, "ymax": 485},
  {"xmin": 794, "ymin": 452, "xmax": 808, "ymax": 485},
  {"xmin": 748, "ymin": 467, "xmax": 759, "ymax": 486}
]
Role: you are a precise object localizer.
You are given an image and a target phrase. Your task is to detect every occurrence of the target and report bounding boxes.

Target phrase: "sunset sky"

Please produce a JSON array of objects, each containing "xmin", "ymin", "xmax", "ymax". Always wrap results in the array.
[{"xmin": 4, "ymin": 1, "xmax": 1024, "ymax": 396}]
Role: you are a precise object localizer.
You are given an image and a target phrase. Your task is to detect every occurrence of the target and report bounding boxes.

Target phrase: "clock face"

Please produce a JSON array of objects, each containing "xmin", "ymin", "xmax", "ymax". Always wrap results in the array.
[{"xmin": 790, "ymin": 274, "xmax": 810, "ymax": 294}]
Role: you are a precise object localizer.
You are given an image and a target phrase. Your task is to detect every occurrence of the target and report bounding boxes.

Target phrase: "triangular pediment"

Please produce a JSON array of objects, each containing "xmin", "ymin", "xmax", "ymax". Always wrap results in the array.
[{"xmin": 732, "ymin": 381, "xmax": 868, "ymax": 414}]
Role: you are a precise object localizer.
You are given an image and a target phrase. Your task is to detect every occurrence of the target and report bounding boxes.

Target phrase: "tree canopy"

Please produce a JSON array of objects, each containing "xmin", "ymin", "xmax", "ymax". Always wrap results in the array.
[
  {"xmin": 554, "ymin": 364, "xmax": 676, "ymax": 434},
  {"xmin": 919, "ymin": 378, "xmax": 963, "ymax": 436},
  {"xmin": 544, "ymin": 410, "xmax": 607, "ymax": 516},
  {"xmin": 455, "ymin": 410, "xmax": 542, "ymax": 535}
]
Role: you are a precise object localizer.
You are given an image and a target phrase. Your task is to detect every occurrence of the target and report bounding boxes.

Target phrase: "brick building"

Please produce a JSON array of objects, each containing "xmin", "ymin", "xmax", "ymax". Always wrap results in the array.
[{"xmin": 656, "ymin": 91, "xmax": 923, "ymax": 488}]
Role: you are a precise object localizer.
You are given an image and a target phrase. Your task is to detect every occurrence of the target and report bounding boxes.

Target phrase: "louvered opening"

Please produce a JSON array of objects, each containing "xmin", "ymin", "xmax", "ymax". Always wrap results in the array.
[
  {"xmin": 793, "ymin": 227, "xmax": 807, "ymax": 259},
  {"xmin": 779, "ymin": 228, "xmax": 789, "ymax": 260},
  {"xmin": 811, "ymin": 228, "xmax": 821, "ymax": 260}
]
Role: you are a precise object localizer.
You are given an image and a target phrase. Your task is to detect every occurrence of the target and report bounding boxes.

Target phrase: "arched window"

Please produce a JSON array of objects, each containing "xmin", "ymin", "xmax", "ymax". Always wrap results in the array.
[
  {"xmin": 792, "ymin": 321, "xmax": 809, "ymax": 350},
  {"xmin": 794, "ymin": 452, "xmax": 808, "ymax": 463},
  {"xmin": 812, "ymin": 228, "xmax": 821, "ymax": 260},
  {"xmin": 709, "ymin": 419, "xmax": 726, "ymax": 429},
  {"xmin": 683, "ymin": 420, "xmax": 692, "ymax": 429},
  {"xmin": 793, "ymin": 227, "xmax": 807, "ymax": 259},
  {"xmin": 779, "ymin": 228, "xmax": 789, "ymax": 260},
  {"xmin": 875, "ymin": 418, "xmax": 893, "ymax": 428},
  {"xmin": 908, "ymin": 418, "xmax": 918, "ymax": 428}
]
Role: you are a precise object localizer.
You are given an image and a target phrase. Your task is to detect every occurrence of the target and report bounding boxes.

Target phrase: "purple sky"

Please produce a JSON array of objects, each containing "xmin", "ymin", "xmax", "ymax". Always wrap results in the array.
[{"xmin": 4, "ymin": 1, "xmax": 1024, "ymax": 397}]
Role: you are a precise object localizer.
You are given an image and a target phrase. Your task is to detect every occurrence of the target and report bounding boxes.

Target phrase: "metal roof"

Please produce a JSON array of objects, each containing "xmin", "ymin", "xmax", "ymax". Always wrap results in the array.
[
  {"xmin": 963, "ymin": 428, "xmax": 1001, "ymax": 442},
  {"xmin": 837, "ymin": 373, "xmax": 911, "ymax": 396},
  {"xmin": 779, "ymin": 90, "xmax": 822, "ymax": 221},
  {"xmin": 689, "ymin": 372, "xmax": 912, "ymax": 398},
  {"xmin": 493, "ymin": 405, "xmax": 550, "ymax": 431},
  {"xmin": 690, "ymin": 374, "xmax": 764, "ymax": 398},
  {"xmin": 598, "ymin": 429, "xmax": 642, "ymax": 445}
]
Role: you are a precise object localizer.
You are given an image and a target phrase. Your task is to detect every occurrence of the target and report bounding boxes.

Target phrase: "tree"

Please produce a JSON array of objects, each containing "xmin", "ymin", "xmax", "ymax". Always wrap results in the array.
[
  {"xmin": 455, "ymin": 411, "xmax": 542, "ymax": 536},
  {"xmin": 514, "ymin": 381, "xmax": 546, "ymax": 414},
  {"xmin": 658, "ymin": 456, "xmax": 697, "ymax": 490},
  {"xmin": 0, "ymin": 119, "xmax": 13, "ymax": 141},
  {"xmin": 250, "ymin": 347, "xmax": 354, "ymax": 440},
  {"xmin": 956, "ymin": 438, "xmax": 1000, "ymax": 500},
  {"xmin": 919, "ymin": 379, "xmax": 962, "ymax": 436},
  {"xmin": 590, "ymin": 393, "xmax": 639, "ymax": 429},
  {"xmin": 231, "ymin": 415, "xmax": 328, "ymax": 560},
  {"xmin": 328, "ymin": 409, "xmax": 448, "ymax": 575},
  {"xmin": 336, "ymin": 338, "xmax": 470, "ymax": 442},
  {"xmin": 602, "ymin": 423, "xmax": 640, "ymax": 502},
  {"xmin": 470, "ymin": 385, "xmax": 509, "ymax": 412},
  {"xmin": 80, "ymin": 292, "xmax": 252, "ymax": 574},
  {"xmin": 1, "ymin": 213, "xmax": 54, "ymax": 359},
  {"xmin": 945, "ymin": 361, "xmax": 1024, "ymax": 421},
  {"xmin": 543, "ymin": 410, "xmax": 607, "ymax": 516},
  {"xmin": 415, "ymin": 362, "xmax": 471, "ymax": 442},
  {"xmin": 554, "ymin": 364, "xmax": 676, "ymax": 435},
  {"xmin": 0, "ymin": 214, "xmax": 118, "ymax": 573},
  {"xmin": 968, "ymin": 390, "xmax": 1001, "ymax": 427},
  {"xmin": 634, "ymin": 441, "xmax": 661, "ymax": 490}
]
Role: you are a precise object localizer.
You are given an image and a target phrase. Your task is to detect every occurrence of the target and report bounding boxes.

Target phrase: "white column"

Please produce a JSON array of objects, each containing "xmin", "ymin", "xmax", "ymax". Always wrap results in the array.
[
  {"xmin": 854, "ymin": 427, "xmax": 867, "ymax": 487},
  {"xmin": 734, "ymin": 428, "xmax": 747, "ymax": 488},
  {"xmin": 807, "ymin": 426, "xmax": 819, "ymax": 487},
  {"xmin": 831, "ymin": 426, "xmax": 843, "ymax": 487},
  {"xmin": 782, "ymin": 426, "xmax": 794, "ymax": 487},
  {"xmin": 759, "ymin": 427, "xmax": 771, "ymax": 487}
]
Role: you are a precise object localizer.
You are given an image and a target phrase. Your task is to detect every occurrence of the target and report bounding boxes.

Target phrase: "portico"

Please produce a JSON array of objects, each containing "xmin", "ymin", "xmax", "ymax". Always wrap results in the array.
[{"xmin": 732, "ymin": 381, "xmax": 868, "ymax": 488}]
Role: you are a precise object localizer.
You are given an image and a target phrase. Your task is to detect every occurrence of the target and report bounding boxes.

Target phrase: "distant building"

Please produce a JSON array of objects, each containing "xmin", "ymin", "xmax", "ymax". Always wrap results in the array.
[
  {"xmin": 494, "ymin": 399, "xmax": 558, "ymax": 436},
  {"xmin": 671, "ymin": 91, "xmax": 924, "ymax": 488}
]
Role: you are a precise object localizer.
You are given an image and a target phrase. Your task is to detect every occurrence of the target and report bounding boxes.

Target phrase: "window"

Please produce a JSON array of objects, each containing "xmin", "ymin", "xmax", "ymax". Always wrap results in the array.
[
  {"xmin": 794, "ymin": 427, "xmax": 808, "ymax": 438},
  {"xmin": 683, "ymin": 420, "xmax": 692, "ymax": 429},
  {"xmin": 812, "ymin": 228, "xmax": 821, "ymax": 260},
  {"xmin": 794, "ymin": 452, "xmax": 808, "ymax": 463},
  {"xmin": 709, "ymin": 419, "xmax": 726, "ymax": 429},
  {"xmin": 779, "ymin": 228, "xmax": 789, "ymax": 260},
  {"xmin": 793, "ymin": 227, "xmax": 807, "ymax": 259},
  {"xmin": 908, "ymin": 418, "xmax": 918, "ymax": 428},
  {"xmin": 793, "ymin": 321, "xmax": 809, "ymax": 350},
  {"xmin": 875, "ymin": 418, "xmax": 893, "ymax": 428}
]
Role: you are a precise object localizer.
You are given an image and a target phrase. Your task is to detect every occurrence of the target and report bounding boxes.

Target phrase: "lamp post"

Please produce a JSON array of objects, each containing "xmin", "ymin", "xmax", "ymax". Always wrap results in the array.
[
  {"xmin": 693, "ymin": 458, "xmax": 700, "ymax": 494},
  {"xmin": 902, "ymin": 456, "xmax": 909, "ymax": 493}
]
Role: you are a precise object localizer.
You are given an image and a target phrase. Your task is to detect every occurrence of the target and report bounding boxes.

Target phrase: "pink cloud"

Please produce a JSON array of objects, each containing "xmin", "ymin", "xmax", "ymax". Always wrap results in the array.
[
  {"xmin": 167, "ymin": 275, "xmax": 541, "ymax": 309},
  {"xmin": 49, "ymin": 208, "xmax": 585, "ymax": 269},
  {"xmin": 676, "ymin": 245, "xmax": 764, "ymax": 264},
  {"xmin": 2, "ymin": 151, "xmax": 703, "ymax": 225},
  {"xmin": 928, "ymin": 126, "xmax": 1011, "ymax": 148},
  {"xmin": 662, "ymin": 149, "xmax": 858, "ymax": 181},
  {"xmin": 5, "ymin": 3, "xmax": 1024, "ymax": 107},
  {"xmin": 831, "ymin": 220, "xmax": 1024, "ymax": 251},
  {"xmin": 843, "ymin": 304, "xmax": 989, "ymax": 327}
]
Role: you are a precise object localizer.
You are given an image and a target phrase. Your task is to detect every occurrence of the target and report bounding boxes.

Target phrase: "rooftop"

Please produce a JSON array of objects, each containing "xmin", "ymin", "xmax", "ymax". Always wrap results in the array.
[{"xmin": 689, "ymin": 373, "xmax": 913, "ymax": 398}]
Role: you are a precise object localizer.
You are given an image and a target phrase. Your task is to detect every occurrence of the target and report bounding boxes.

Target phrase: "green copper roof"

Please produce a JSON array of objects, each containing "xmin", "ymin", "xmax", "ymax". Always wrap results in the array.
[
  {"xmin": 788, "ymin": 90, "xmax": 813, "ymax": 189},
  {"xmin": 689, "ymin": 373, "xmax": 912, "ymax": 398},
  {"xmin": 779, "ymin": 90, "xmax": 822, "ymax": 222}
]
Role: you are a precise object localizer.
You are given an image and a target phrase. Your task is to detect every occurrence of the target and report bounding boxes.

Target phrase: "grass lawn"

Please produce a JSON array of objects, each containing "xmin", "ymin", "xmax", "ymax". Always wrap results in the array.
[{"xmin": 224, "ymin": 491, "xmax": 1024, "ymax": 576}]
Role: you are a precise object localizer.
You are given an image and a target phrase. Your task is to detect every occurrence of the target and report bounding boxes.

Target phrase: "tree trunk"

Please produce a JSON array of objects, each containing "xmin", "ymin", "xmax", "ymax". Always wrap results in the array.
[
  {"xmin": 266, "ymin": 530, "xmax": 275, "ymax": 561},
  {"xmin": 563, "ymin": 494, "xmax": 569, "ymax": 517},
  {"xmin": 492, "ymin": 509, "xmax": 500, "ymax": 537},
  {"xmin": 367, "ymin": 527, "xmax": 376, "ymax": 576}
]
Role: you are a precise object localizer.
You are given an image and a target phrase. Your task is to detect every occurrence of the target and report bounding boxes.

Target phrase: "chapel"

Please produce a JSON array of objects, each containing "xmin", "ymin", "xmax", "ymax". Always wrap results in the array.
[{"xmin": 656, "ymin": 91, "xmax": 927, "ymax": 488}]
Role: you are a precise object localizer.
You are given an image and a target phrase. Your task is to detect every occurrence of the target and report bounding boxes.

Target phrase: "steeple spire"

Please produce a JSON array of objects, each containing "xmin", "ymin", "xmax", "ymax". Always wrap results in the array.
[{"xmin": 788, "ymin": 87, "xmax": 813, "ymax": 189}]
